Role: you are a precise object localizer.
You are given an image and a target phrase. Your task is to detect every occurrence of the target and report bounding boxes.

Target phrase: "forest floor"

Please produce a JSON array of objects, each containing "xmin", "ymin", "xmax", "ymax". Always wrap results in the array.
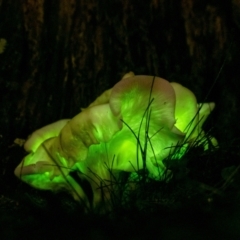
[{"xmin": 1, "ymin": 136, "xmax": 240, "ymax": 240}]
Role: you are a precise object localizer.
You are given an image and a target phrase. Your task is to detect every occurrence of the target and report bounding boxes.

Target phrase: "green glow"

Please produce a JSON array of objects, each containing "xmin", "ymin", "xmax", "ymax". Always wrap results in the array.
[
  {"xmin": 15, "ymin": 74, "xmax": 217, "ymax": 208},
  {"xmin": 171, "ymin": 82, "xmax": 198, "ymax": 136},
  {"xmin": 24, "ymin": 119, "xmax": 70, "ymax": 152}
]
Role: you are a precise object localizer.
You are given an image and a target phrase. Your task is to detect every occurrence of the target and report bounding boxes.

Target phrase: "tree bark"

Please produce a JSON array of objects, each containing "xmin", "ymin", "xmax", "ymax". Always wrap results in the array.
[{"xmin": 0, "ymin": 0, "xmax": 239, "ymax": 144}]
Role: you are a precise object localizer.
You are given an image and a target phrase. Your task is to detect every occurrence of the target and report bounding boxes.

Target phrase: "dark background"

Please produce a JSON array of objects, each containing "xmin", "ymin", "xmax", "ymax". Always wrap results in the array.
[
  {"xmin": 1, "ymin": 0, "xmax": 240, "ymax": 143},
  {"xmin": 1, "ymin": 0, "xmax": 240, "ymax": 239}
]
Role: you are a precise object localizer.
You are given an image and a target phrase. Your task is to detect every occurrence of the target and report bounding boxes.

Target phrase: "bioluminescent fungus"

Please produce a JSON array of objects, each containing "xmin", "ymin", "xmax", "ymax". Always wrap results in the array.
[{"xmin": 14, "ymin": 73, "xmax": 217, "ymax": 211}]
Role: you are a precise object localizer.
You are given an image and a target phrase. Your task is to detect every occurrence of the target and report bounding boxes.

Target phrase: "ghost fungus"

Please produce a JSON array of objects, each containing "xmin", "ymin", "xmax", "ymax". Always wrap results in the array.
[
  {"xmin": 14, "ymin": 73, "xmax": 217, "ymax": 211},
  {"xmin": 171, "ymin": 82, "xmax": 216, "ymax": 147},
  {"xmin": 23, "ymin": 119, "xmax": 70, "ymax": 153}
]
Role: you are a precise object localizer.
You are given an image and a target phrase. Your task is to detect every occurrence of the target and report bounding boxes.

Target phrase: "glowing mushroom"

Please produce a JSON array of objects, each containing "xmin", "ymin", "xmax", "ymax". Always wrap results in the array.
[{"xmin": 14, "ymin": 73, "xmax": 217, "ymax": 210}]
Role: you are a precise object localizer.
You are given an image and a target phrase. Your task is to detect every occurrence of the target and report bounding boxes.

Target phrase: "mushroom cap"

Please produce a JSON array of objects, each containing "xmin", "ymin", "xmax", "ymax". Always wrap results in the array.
[
  {"xmin": 170, "ymin": 82, "xmax": 198, "ymax": 138},
  {"xmin": 109, "ymin": 75, "xmax": 177, "ymax": 131},
  {"xmin": 24, "ymin": 119, "xmax": 70, "ymax": 153}
]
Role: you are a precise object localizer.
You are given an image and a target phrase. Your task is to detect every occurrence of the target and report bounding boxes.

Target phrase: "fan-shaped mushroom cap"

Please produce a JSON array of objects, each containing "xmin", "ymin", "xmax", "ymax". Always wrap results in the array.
[
  {"xmin": 170, "ymin": 82, "xmax": 198, "ymax": 139},
  {"xmin": 110, "ymin": 75, "xmax": 177, "ymax": 130},
  {"xmin": 24, "ymin": 119, "xmax": 70, "ymax": 153}
]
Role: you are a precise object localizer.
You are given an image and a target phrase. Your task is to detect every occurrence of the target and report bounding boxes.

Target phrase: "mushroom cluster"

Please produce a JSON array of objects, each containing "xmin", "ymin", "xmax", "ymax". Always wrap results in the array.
[{"xmin": 14, "ymin": 73, "xmax": 217, "ymax": 210}]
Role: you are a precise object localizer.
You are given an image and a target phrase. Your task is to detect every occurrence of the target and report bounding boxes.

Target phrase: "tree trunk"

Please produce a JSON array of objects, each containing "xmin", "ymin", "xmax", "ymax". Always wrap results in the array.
[{"xmin": 0, "ymin": 0, "xmax": 239, "ymax": 144}]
